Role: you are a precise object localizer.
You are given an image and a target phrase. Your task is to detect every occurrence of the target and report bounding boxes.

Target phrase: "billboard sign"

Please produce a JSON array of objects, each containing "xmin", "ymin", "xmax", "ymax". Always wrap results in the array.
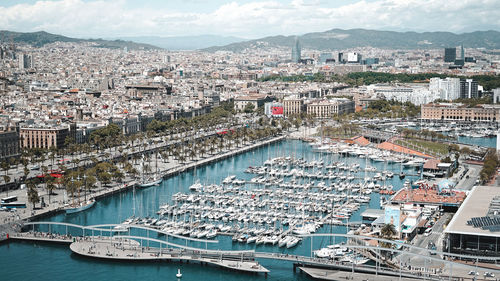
[{"xmin": 271, "ymin": 106, "xmax": 283, "ymax": 116}]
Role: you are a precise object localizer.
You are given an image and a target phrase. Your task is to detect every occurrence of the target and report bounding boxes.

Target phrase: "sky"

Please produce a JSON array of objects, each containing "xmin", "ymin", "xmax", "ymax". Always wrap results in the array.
[{"xmin": 0, "ymin": 0, "xmax": 499, "ymax": 39}]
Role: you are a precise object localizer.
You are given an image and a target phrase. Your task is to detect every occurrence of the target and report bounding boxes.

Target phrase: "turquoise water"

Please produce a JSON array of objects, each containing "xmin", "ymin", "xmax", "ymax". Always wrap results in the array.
[
  {"xmin": 457, "ymin": 136, "xmax": 496, "ymax": 148},
  {"xmin": 0, "ymin": 140, "xmax": 420, "ymax": 281}
]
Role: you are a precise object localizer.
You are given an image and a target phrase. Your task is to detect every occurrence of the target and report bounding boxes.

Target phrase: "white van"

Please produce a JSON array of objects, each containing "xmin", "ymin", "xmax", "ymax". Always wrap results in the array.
[{"xmin": 424, "ymin": 228, "xmax": 432, "ymax": 236}]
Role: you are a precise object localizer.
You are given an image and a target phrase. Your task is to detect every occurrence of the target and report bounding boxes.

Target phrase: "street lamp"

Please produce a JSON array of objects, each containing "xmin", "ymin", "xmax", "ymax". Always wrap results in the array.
[{"xmin": 83, "ymin": 174, "xmax": 87, "ymax": 201}]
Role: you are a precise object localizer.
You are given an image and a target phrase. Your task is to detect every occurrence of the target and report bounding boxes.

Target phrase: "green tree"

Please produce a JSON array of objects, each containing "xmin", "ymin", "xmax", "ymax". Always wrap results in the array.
[
  {"xmin": 243, "ymin": 102, "xmax": 256, "ymax": 113},
  {"xmin": 379, "ymin": 223, "xmax": 397, "ymax": 258},
  {"xmin": 45, "ymin": 175, "xmax": 56, "ymax": 203},
  {"xmin": 27, "ymin": 181, "xmax": 40, "ymax": 209}
]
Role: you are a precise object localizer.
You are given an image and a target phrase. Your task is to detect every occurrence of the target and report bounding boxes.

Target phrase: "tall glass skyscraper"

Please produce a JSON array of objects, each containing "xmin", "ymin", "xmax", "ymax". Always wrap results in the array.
[
  {"xmin": 291, "ymin": 37, "xmax": 301, "ymax": 63},
  {"xmin": 444, "ymin": 47, "xmax": 456, "ymax": 62}
]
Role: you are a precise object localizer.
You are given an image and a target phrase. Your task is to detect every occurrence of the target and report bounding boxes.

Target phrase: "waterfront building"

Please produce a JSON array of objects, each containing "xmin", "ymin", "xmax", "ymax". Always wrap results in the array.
[
  {"xmin": 19, "ymin": 123, "xmax": 76, "ymax": 149},
  {"xmin": 460, "ymin": 79, "xmax": 479, "ymax": 99},
  {"xmin": 421, "ymin": 103, "xmax": 500, "ymax": 122},
  {"xmin": 444, "ymin": 47, "xmax": 456, "ymax": 62},
  {"xmin": 429, "ymin": 77, "xmax": 460, "ymax": 100},
  {"xmin": 445, "ymin": 186, "xmax": 500, "ymax": 257}
]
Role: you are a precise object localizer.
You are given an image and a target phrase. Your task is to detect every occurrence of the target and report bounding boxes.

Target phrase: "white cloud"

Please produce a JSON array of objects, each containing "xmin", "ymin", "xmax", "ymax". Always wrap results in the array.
[{"xmin": 0, "ymin": 0, "xmax": 498, "ymax": 38}]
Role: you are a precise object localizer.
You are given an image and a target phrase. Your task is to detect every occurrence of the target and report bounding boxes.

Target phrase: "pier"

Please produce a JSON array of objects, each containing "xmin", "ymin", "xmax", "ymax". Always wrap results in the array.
[{"xmin": 7, "ymin": 222, "xmax": 500, "ymax": 280}]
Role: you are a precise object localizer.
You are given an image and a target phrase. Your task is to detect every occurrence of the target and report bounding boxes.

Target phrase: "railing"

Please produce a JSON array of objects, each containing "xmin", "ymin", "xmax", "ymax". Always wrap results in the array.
[{"xmin": 15, "ymin": 222, "xmax": 500, "ymax": 279}]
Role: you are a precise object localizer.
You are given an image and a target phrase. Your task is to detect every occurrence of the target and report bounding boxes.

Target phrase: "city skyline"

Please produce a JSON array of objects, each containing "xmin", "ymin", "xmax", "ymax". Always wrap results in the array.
[{"xmin": 0, "ymin": 0, "xmax": 499, "ymax": 39}]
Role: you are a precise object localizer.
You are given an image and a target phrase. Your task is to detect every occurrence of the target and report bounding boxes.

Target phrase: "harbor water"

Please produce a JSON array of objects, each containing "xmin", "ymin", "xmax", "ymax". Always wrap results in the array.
[{"xmin": 1, "ymin": 140, "xmax": 423, "ymax": 281}]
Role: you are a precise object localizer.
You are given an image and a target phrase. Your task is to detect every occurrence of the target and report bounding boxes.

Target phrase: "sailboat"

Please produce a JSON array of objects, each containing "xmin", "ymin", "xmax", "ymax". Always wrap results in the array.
[
  {"xmin": 64, "ymin": 177, "xmax": 96, "ymax": 214},
  {"xmin": 137, "ymin": 154, "xmax": 162, "ymax": 188},
  {"xmin": 64, "ymin": 198, "xmax": 95, "ymax": 214}
]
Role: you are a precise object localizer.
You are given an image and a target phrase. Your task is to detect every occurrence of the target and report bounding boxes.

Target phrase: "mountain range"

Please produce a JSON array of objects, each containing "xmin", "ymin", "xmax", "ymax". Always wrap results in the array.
[
  {"xmin": 0, "ymin": 30, "xmax": 159, "ymax": 50},
  {"xmin": 1, "ymin": 29, "xmax": 500, "ymax": 52},
  {"xmin": 202, "ymin": 29, "xmax": 500, "ymax": 52},
  {"xmin": 112, "ymin": 35, "xmax": 245, "ymax": 50}
]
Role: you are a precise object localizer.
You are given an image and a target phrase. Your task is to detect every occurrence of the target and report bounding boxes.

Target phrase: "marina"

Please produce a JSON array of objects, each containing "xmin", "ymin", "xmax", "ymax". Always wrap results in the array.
[{"xmin": 1, "ymin": 138, "xmax": 497, "ymax": 280}]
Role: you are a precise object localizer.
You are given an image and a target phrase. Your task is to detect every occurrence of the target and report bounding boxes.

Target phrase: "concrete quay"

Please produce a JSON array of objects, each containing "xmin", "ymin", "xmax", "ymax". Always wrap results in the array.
[{"xmin": 299, "ymin": 267, "xmax": 420, "ymax": 281}]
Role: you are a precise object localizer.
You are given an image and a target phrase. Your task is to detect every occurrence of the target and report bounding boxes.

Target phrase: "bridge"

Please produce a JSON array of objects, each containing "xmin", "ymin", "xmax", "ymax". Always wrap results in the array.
[{"xmin": 7, "ymin": 221, "xmax": 500, "ymax": 279}]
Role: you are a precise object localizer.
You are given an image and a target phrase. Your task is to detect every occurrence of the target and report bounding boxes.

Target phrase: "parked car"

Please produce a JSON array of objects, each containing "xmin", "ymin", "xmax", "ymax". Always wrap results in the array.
[{"xmin": 484, "ymin": 272, "xmax": 495, "ymax": 278}]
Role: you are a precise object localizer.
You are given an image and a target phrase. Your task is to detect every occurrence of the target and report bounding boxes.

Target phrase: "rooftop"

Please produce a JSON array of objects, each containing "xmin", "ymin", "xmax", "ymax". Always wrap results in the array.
[
  {"xmin": 445, "ymin": 186, "xmax": 500, "ymax": 238},
  {"xmin": 392, "ymin": 185, "xmax": 466, "ymax": 206}
]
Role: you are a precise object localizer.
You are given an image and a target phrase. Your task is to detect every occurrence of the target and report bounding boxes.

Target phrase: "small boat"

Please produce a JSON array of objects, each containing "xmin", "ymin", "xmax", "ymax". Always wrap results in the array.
[
  {"xmin": 176, "ymin": 269, "xmax": 182, "ymax": 278},
  {"xmin": 286, "ymin": 237, "xmax": 300, "ymax": 248},
  {"xmin": 137, "ymin": 177, "xmax": 162, "ymax": 188},
  {"xmin": 65, "ymin": 199, "xmax": 95, "ymax": 214},
  {"xmin": 189, "ymin": 180, "xmax": 203, "ymax": 191}
]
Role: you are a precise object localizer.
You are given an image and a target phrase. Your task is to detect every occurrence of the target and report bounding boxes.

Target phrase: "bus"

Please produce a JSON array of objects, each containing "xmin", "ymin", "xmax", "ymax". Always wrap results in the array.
[
  {"xmin": 1, "ymin": 196, "xmax": 17, "ymax": 204},
  {"xmin": 1, "ymin": 196, "xmax": 26, "ymax": 208}
]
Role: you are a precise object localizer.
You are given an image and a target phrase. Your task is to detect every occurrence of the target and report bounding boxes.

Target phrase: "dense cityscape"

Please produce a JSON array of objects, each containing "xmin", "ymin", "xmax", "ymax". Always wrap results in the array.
[{"xmin": 1, "ymin": 1, "xmax": 500, "ymax": 281}]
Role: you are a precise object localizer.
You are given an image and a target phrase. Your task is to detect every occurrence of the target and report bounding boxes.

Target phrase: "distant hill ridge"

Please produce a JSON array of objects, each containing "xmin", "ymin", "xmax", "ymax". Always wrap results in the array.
[
  {"xmin": 2, "ymin": 29, "xmax": 499, "ymax": 52},
  {"xmin": 0, "ymin": 30, "xmax": 160, "ymax": 50},
  {"xmin": 202, "ymin": 28, "xmax": 500, "ymax": 52}
]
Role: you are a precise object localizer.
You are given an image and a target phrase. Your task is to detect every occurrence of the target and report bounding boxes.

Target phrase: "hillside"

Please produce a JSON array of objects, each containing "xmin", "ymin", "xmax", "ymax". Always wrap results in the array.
[
  {"xmin": 0, "ymin": 30, "xmax": 160, "ymax": 50},
  {"xmin": 202, "ymin": 29, "xmax": 500, "ymax": 52},
  {"xmin": 115, "ymin": 35, "xmax": 245, "ymax": 50}
]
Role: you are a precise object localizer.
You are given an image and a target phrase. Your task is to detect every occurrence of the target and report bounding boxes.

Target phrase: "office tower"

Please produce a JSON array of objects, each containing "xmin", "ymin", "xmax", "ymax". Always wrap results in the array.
[
  {"xmin": 338, "ymin": 52, "xmax": 345, "ymax": 64},
  {"xmin": 460, "ymin": 79, "xmax": 478, "ymax": 99},
  {"xmin": 318, "ymin": 52, "xmax": 332, "ymax": 64},
  {"xmin": 444, "ymin": 48, "xmax": 456, "ymax": 62},
  {"xmin": 460, "ymin": 44, "xmax": 464, "ymax": 60},
  {"xmin": 291, "ymin": 37, "xmax": 301, "ymax": 63},
  {"xmin": 18, "ymin": 53, "xmax": 33, "ymax": 69},
  {"xmin": 347, "ymin": 52, "xmax": 361, "ymax": 63}
]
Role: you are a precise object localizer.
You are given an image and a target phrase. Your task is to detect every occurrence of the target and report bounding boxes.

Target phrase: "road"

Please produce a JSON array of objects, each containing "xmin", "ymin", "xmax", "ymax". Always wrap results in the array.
[
  {"xmin": 395, "ymin": 213, "xmax": 451, "ymax": 269},
  {"xmin": 0, "ymin": 126, "xmax": 239, "ymax": 187},
  {"xmin": 454, "ymin": 163, "xmax": 481, "ymax": 191}
]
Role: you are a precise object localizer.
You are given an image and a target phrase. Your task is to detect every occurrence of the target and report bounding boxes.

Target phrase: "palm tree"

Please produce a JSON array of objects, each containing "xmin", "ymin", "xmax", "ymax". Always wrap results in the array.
[
  {"xmin": 45, "ymin": 175, "xmax": 56, "ymax": 203},
  {"xmin": 27, "ymin": 180, "xmax": 40, "ymax": 209},
  {"xmin": 23, "ymin": 166, "xmax": 30, "ymax": 182},
  {"xmin": 379, "ymin": 223, "xmax": 397, "ymax": 258},
  {"xmin": 380, "ymin": 223, "xmax": 397, "ymax": 238},
  {"xmin": 83, "ymin": 172, "xmax": 97, "ymax": 201}
]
